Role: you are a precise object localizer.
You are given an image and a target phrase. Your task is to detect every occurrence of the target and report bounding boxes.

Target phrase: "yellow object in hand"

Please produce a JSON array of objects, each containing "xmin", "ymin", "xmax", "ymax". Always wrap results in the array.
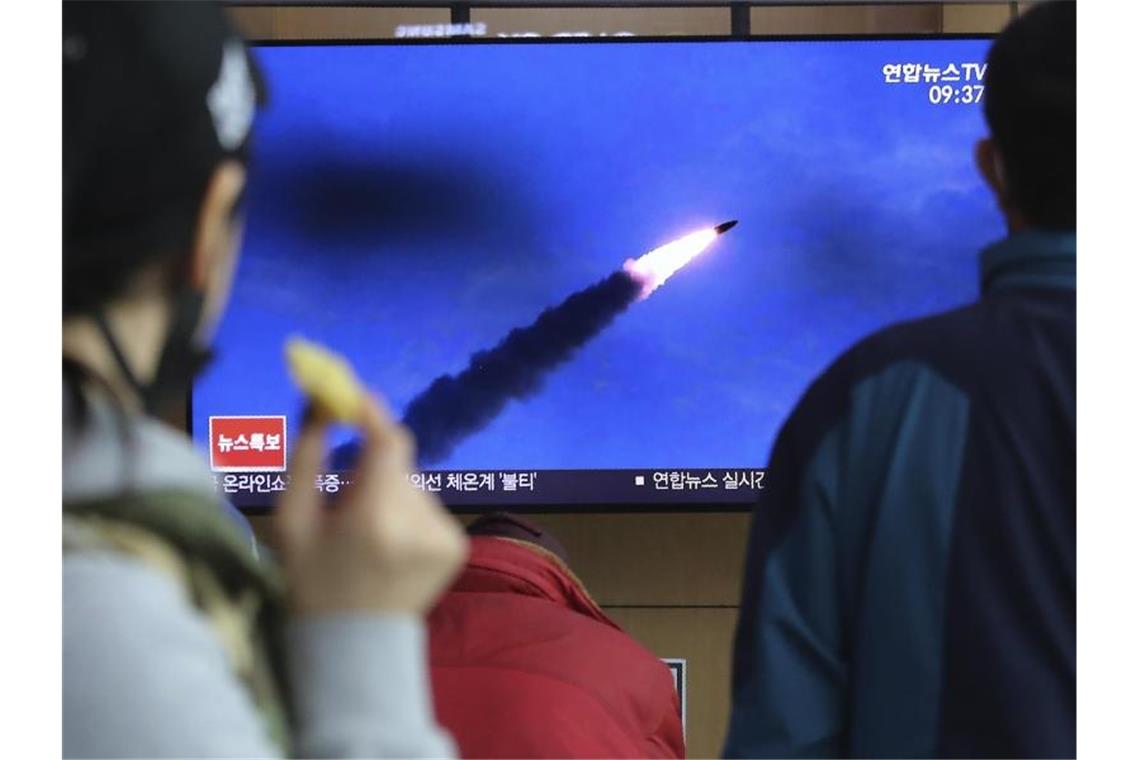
[{"xmin": 285, "ymin": 337, "xmax": 366, "ymax": 424}]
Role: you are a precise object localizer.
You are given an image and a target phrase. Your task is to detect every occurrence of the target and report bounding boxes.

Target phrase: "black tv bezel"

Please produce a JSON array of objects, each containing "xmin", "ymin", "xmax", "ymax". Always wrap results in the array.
[
  {"xmin": 247, "ymin": 32, "xmax": 994, "ymax": 46},
  {"xmin": 190, "ymin": 31, "xmax": 994, "ymax": 513}
]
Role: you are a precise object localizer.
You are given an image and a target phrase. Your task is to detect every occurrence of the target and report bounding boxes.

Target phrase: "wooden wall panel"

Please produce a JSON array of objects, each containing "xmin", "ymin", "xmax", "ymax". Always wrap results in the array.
[
  {"xmin": 231, "ymin": 4, "xmax": 1017, "ymax": 41},
  {"xmin": 606, "ymin": 607, "xmax": 739, "ymax": 759},
  {"xmin": 228, "ymin": 5, "xmax": 449, "ymax": 41},
  {"xmin": 249, "ymin": 513, "xmax": 275, "ymax": 550},
  {"xmin": 942, "ymin": 3, "xmax": 1013, "ymax": 33},
  {"xmin": 471, "ymin": 7, "xmax": 730, "ymax": 37},
  {"xmin": 751, "ymin": 3, "xmax": 942, "ymax": 35}
]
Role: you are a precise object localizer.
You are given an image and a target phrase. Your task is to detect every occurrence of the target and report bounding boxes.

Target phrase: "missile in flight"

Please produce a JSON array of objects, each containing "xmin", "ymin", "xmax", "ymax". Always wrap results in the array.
[
  {"xmin": 623, "ymin": 219, "xmax": 739, "ymax": 300},
  {"xmin": 332, "ymin": 218, "xmax": 739, "ymax": 468}
]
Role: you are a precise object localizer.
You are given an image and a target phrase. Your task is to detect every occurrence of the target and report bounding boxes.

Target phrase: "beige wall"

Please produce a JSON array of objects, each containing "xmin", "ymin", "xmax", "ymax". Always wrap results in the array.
[
  {"xmin": 943, "ymin": 2, "xmax": 1015, "ymax": 32},
  {"xmin": 474, "ymin": 6, "xmax": 730, "ymax": 36},
  {"xmin": 230, "ymin": 4, "xmax": 1014, "ymax": 41},
  {"xmin": 230, "ymin": 3, "xmax": 1011, "ymax": 755},
  {"xmin": 229, "ymin": 5, "xmax": 449, "ymax": 40},
  {"xmin": 751, "ymin": 3, "xmax": 941, "ymax": 34}
]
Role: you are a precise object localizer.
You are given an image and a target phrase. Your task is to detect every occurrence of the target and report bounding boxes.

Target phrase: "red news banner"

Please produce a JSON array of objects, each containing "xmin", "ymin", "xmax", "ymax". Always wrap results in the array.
[{"xmin": 209, "ymin": 415, "xmax": 287, "ymax": 472}]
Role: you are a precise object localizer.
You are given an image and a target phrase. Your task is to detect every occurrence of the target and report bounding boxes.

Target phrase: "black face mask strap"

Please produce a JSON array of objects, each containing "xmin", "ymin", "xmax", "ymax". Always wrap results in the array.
[
  {"xmin": 92, "ymin": 308, "xmax": 149, "ymax": 402},
  {"xmin": 93, "ymin": 290, "xmax": 214, "ymax": 416},
  {"xmin": 144, "ymin": 289, "xmax": 214, "ymax": 416}
]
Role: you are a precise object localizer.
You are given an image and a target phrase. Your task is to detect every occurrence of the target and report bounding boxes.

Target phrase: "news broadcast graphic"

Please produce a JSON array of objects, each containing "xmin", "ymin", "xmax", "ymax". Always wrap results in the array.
[
  {"xmin": 192, "ymin": 36, "xmax": 1001, "ymax": 510},
  {"xmin": 880, "ymin": 59, "xmax": 990, "ymax": 104},
  {"xmin": 208, "ymin": 415, "xmax": 287, "ymax": 472}
]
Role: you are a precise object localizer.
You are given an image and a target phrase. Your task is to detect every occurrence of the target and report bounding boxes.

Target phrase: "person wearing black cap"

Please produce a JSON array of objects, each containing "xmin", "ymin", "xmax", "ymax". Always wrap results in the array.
[
  {"xmin": 724, "ymin": 3, "xmax": 1075, "ymax": 757},
  {"xmin": 63, "ymin": 3, "xmax": 465, "ymax": 757}
]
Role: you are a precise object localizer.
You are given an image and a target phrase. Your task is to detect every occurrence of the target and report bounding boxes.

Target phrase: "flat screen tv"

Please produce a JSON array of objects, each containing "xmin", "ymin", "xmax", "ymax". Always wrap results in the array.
[{"xmin": 191, "ymin": 35, "xmax": 1001, "ymax": 511}]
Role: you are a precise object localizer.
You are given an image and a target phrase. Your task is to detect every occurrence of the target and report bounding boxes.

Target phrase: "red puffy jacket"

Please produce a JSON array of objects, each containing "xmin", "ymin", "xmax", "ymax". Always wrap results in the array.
[{"xmin": 428, "ymin": 537, "xmax": 685, "ymax": 759}]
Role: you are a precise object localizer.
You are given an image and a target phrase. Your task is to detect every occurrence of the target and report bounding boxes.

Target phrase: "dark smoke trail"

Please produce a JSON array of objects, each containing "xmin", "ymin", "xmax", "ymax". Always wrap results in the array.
[{"xmin": 331, "ymin": 269, "xmax": 642, "ymax": 469}]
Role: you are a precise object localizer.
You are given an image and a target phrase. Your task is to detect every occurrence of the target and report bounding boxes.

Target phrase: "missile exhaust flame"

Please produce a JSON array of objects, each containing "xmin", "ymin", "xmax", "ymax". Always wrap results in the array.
[{"xmin": 622, "ymin": 221, "xmax": 735, "ymax": 299}]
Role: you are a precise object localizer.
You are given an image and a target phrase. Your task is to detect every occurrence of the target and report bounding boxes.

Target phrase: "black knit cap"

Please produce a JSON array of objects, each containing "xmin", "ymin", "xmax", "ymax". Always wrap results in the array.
[
  {"xmin": 467, "ymin": 513, "xmax": 571, "ymax": 565},
  {"xmin": 63, "ymin": 1, "xmax": 267, "ymax": 314},
  {"xmin": 983, "ymin": 0, "xmax": 1075, "ymax": 229}
]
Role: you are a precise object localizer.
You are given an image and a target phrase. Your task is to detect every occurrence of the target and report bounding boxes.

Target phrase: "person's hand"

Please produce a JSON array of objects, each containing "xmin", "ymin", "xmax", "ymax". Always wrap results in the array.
[{"xmin": 275, "ymin": 393, "xmax": 468, "ymax": 616}]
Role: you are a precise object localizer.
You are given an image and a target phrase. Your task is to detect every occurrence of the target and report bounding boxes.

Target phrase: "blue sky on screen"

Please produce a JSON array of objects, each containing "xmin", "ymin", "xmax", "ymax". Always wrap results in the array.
[{"xmin": 194, "ymin": 38, "xmax": 1002, "ymax": 470}]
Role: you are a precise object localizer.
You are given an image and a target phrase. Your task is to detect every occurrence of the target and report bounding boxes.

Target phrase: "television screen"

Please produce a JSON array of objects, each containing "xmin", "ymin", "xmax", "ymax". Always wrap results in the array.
[{"xmin": 192, "ymin": 36, "xmax": 1002, "ymax": 510}]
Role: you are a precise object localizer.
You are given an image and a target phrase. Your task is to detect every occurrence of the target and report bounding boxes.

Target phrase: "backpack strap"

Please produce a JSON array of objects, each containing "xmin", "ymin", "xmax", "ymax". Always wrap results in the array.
[
  {"xmin": 64, "ymin": 491, "xmax": 292, "ymax": 750},
  {"xmin": 64, "ymin": 512, "xmax": 190, "ymax": 587}
]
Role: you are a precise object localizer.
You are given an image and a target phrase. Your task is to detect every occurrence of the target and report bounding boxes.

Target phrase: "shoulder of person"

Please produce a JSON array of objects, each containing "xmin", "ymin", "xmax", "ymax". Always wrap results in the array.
[{"xmin": 773, "ymin": 302, "xmax": 983, "ymax": 464}]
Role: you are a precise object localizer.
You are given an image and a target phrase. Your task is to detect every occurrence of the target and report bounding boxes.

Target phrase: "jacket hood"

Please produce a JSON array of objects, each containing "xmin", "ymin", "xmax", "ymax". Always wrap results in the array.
[
  {"xmin": 63, "ymin": 386, "xmax": 253, "ymax": 541},
  {"xmin": 450, "ymin": 536, "xmax": 622, "ymax": 633}
]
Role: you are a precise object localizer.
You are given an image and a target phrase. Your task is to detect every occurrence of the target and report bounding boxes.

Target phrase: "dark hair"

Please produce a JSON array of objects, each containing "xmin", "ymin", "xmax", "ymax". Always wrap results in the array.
[
  {"xmin": 63, "ymin": 185, "xmax": 215, "ymax": 317},
  {"xmin": 63, "ymin": 2, "xmax": 265, "ymax": 439},
  {"xmin": 983, "ymin": 1, "xmax": 1076, "ymax": 230},
  {"xmin": 467, "ymin": 512, "xmax": 571, "ymax": 565},
  {"xmin": 63, "ymin": 2, "xmax": 265, "ymax": 316}
]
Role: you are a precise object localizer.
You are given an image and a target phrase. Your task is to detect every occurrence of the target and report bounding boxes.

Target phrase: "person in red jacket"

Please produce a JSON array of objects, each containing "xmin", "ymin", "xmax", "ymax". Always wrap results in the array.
[{"xmin": 428, "ymin": 513, "xmax": 685, "ymax": 759}]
